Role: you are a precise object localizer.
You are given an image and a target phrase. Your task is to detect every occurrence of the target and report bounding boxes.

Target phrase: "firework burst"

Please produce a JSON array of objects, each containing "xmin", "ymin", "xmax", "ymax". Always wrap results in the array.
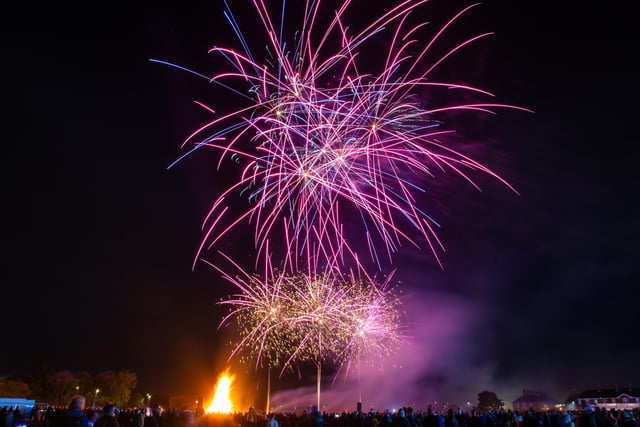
[
  {"xmin": 214, "ymin": 254, "xmax": 406, "ymax": 378},
  {"xmin": 154, "ymin": 0, "xmax": 530, "ymax": 272}
]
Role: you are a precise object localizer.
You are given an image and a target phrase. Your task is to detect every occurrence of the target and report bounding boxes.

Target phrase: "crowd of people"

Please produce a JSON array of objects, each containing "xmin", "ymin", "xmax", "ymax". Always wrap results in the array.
[{"xmin": 2, "ymin": 395, "xmax": 639, "ymax": 427}]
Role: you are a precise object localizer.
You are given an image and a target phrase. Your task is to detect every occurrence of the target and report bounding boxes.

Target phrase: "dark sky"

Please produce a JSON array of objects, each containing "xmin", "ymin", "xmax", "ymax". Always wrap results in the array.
[{"xmin": 2, "ymin": 0, "xmax": 638, "ymax": 410}]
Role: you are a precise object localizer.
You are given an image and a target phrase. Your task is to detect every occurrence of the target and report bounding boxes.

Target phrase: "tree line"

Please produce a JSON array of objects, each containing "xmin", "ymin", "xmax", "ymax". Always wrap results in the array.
[{"xmin": 0, "ymin": 367, "xmax": 140, "ymax": 408}]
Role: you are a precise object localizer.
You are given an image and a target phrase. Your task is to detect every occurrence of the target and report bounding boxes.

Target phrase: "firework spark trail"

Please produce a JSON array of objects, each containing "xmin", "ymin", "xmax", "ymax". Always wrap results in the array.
[
  {"xmin": 333, "ymin": 271, "xmax": 407, "ymax": 381},
  {"xmin": 156, "ymin": 0, "xmax": 530, "ymax": 271},
  {"xmin": 213, "ymin": 253, "xmax": 406, "ymax": 378}
]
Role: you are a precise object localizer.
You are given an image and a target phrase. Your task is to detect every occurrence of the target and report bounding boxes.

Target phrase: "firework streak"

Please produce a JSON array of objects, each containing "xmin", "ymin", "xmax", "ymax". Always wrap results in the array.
[{"xmin": 153, "ymin": 0, "xmax": 530, "ymax": 273}]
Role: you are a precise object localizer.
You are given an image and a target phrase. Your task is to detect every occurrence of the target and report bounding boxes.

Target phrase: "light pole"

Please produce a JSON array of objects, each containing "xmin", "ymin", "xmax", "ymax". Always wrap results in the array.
[
  {"xmin": 146, "ymin": 393, "xmax": 152, "ymax": 407},
  {"xmin": 75, "ymin": 386, "xmax": 79, "ymax": 395},
  {"xmin": 93, "ymin": 388, "xmax": 100, "ymax": 408}
]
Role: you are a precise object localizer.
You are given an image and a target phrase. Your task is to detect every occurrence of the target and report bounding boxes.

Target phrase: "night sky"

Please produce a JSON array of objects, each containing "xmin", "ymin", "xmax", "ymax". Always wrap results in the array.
[{"xmin": 2, "ymin": 0, "xmax": 638, "ymax": 410}]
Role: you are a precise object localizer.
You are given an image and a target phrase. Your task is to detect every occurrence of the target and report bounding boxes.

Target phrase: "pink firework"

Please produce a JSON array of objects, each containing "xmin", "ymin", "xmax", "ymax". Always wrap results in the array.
[
  {"xmin": 155, "ymin": 0, "xmax": 530, "ymax": 272},
  {"xmin": 334, "ymin": 271, "xmax": 407, "ymax": 380}
]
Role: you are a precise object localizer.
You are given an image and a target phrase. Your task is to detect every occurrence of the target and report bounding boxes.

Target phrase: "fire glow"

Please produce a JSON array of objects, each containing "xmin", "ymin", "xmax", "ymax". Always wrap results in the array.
[{"xmin": 205, "ymin": 370, "xmax": 235, "ymax": 414}]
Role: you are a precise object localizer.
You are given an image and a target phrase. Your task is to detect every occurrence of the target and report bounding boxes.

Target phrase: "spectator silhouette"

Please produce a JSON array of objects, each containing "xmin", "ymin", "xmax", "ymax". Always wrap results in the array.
[
  {"xmin": 95, "ymin": 405, "xmax": 119, "ymax": 427},
  {"xmin": 55, "ymin": 396, "xmax": 89, "ymax": 427}
]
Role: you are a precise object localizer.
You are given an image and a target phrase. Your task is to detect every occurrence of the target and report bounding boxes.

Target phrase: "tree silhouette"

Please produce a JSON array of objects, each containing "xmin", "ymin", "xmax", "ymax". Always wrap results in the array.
[{"xmin": 477, "ymin": 390, "xmax": 502, "ymax": 411}]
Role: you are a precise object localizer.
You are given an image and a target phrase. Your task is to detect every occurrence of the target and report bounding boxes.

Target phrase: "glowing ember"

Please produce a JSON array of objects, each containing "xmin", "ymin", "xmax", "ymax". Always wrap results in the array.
[{"xmin": 205, "ymin": 370, "xmax": 234, "ymax": 414}]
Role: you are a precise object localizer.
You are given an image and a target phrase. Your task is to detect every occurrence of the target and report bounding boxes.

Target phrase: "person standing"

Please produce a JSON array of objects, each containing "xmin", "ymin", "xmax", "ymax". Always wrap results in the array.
[
  {"xmin": 95, "ymin": 405, "xmax": 119, "ymax": 427},
  {"xmin": 56, "ymin": 396, "xmax": 89, "ymax": 427}
]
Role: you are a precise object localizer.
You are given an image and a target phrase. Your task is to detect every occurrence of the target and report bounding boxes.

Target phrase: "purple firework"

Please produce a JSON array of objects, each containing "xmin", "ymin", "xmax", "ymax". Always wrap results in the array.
[{"xmin": 155, "ymin": 0, "xmax": 530, "ymax": 272}]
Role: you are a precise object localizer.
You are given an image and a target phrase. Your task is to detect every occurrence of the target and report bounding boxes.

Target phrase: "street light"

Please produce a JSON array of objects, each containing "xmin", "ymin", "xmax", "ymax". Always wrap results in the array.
[
  {"xmin": 75, "ymin": 386, "xmax": 79, "ymax": 395},
  {"xmin": 146, "ymin": 393, "xmax": 152, "ymax": 406},
  {"xmin": 93, "ymin": 388, "xmax": 100, "ymax": 408}
]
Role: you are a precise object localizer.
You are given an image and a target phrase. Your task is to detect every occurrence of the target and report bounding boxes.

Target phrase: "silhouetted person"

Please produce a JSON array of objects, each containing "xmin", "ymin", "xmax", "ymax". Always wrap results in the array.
[
  {"xmin": 0, "ymin": 407, "xmax": 9, "ymax": 427},
  {"xmin": 95, "ymin": 405, "xmax": 119, "ymax": 427},
  {"xmin": 56, "ymin": 396, "xmax": 89, "ymax": 427},
  {"xmin": 142, "ymin": 408, "xmax": 159, "ymax": 427},
  {"xmin": 581, "ymin": 409, "xmax": 597, "ymax": 427},
  {"xmin": 424, "ymin": 408, "xmax": 438, "ymax": 427},
  {"xmin": 445, "ymin": 409, "xmax": 458, "ymax": 427},
  {"xmin": 393, "ymin": 409, "xmax": 410, "ymax": 427},
  {"xmin": 619, "ymin": 412, "xmax": 638, "ymax": 427},
  {"xmin": 246, "ymin": 407, "xmax": 257, "ymax": 427},
  {"xmin": 466, "ymin": 412, "xmax": 481, "ymax": 427}
]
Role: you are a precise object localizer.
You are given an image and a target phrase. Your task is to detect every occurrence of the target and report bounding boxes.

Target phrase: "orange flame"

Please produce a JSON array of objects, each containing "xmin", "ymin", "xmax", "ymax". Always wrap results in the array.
[{"xmin": 205, "ymin": 369, "xmax": 234, "ymax": 414}]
